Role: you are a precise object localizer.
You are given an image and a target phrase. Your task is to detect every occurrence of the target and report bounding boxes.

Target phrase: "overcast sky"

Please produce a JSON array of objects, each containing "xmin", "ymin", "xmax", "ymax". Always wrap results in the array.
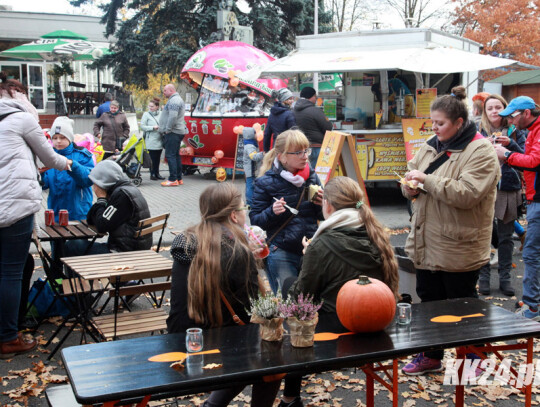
[{"xmin": 2, "ymin": 0, "xmax": 453, "ymax": 30}]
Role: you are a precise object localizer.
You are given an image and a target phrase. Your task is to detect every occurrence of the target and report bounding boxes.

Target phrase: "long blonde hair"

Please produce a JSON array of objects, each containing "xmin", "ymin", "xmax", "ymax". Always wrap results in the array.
[
  {"xmin": 258, "ymin": 129, "xmax": 309, "ymax": 176},
  {"xmin": 186, "ymin": 183, "xmax": 253, "ymax": 327},
  {"xmin": 479, "ymin": 94, "xmax": 509, "ymax": 135},
  {"xmin": 323, "ymin": 176, "xmax": 399, "ymax": 297}
]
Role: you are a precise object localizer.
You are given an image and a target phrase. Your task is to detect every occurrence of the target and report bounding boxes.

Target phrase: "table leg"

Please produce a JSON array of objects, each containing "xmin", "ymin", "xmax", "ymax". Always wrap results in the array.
[
  {"xmin": 393, "ymin": 359, "xmax": 398, "ymax": 407},
  {"xmin": 113, "ymin": 276, "xmax": 121, "ymax": 341},
  {"xmin": 365, "ymin": 362, "xmax": 374, "ymax": 407},
  {"xmin": 455, "ymin": 346, "xmax": 465, "ymax": 407},
  {"xmin": 526, "ymin": 338, "xmax": 533, "ymax": 407}
]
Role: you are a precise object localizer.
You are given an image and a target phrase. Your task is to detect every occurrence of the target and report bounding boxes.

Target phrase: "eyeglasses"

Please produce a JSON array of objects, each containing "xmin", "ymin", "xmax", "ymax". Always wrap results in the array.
[
  {"xmin": 286, "ymin": 148, "xmax": 312, "ymax": 157},
  {"xmin": 510, "ymin": 110, "xmax": 523, "ymax": 118},
  {"xmin": 236, "ymin": 205, "xmax": 251, "ymax": 211}
]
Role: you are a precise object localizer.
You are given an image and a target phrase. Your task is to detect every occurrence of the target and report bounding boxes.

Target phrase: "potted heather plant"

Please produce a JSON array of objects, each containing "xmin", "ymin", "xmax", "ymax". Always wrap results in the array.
[
  {"xmin": 279, "ymin": 293, "xmax": 323, "ymax": 348},
  {"xmin": 247, "ymin": 293, "xmax": 285, "ymax": 342}
]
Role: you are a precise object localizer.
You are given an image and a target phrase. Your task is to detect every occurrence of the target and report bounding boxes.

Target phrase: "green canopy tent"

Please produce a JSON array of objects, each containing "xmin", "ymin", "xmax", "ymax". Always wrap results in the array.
[{"xmin": 0, "ymin": 30, "xmax": 110, "ymax": 114}]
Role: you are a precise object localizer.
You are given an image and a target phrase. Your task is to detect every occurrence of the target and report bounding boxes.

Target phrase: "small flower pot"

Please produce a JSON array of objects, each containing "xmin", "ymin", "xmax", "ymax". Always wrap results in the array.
[
  {"xmin": 287, "ymin": 313, "xmax": 319, "ymax": 348},
  {"xmin": 251, "ymin": 314, "xmax": 285, "ymax": 342}
]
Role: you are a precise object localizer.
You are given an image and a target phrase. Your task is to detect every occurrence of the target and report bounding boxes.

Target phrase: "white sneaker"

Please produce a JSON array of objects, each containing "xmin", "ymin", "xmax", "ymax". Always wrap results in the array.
[{"xmin": 490, "ymin": 251, "xmax": 498, "ymax": 268}]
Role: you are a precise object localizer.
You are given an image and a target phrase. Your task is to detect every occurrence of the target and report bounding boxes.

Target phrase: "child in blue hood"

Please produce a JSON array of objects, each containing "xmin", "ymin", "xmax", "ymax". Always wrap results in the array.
[{"xmin": 42, "ymin": 116, "xmax": 94, "ymax": 222}]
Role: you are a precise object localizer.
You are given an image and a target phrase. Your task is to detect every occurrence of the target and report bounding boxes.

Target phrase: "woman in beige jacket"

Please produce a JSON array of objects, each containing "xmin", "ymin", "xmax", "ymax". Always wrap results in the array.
[{"xmin": 401, "ymin": 86, "xmax": 500, "ymax": 376}]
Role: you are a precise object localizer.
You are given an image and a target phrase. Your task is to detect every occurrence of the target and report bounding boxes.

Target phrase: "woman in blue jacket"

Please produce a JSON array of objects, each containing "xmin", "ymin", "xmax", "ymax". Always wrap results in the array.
[
  {"xmin": 42, "ymin": 117, "xmax": 94, "ymax": 222},
  {"xmin": 250, "ymin": 129, "xmax": 323, "ymax": 293}
]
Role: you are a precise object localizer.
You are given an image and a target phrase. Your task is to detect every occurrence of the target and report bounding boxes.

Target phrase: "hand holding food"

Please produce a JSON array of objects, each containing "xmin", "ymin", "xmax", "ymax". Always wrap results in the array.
[{"xmin": 301, "ymin": 236, "xmax": 312, "ymax": 254}]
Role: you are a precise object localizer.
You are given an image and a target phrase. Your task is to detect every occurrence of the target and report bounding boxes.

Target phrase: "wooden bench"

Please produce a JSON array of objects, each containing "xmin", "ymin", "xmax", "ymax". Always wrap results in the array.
[{"xmin": 90, "ymin": 281, "xmax": 171, "ymax": 340}]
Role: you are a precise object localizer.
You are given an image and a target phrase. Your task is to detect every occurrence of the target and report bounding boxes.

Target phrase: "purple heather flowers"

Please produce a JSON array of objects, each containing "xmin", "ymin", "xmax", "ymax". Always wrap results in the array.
[{"xmin": 279, "ymin": 293, "xmax": 323, "ymax": 321}]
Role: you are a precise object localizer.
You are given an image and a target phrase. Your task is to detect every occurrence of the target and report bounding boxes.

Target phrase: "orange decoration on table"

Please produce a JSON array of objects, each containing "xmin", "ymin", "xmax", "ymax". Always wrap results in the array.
[
  {"xmin": 430, "ymin": 313, "xmax": 484, "ymax": 323},
  {"xmin": 148, "ymin": 348, "xmax": 220, "ymax": 362}
]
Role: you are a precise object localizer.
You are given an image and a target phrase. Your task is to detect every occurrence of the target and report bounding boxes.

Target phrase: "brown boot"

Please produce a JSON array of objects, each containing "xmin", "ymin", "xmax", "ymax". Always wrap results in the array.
[
  {"xmin": 0, "ymin": 332, "xmax": 37, "ymax": 359},
  {"xmin": 520, "ymin": 232, "xmax": 526, "ymax": 252}
]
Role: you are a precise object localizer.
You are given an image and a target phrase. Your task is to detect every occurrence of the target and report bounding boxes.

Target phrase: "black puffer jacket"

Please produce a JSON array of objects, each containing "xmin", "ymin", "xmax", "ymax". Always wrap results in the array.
[
  {"xmin": 289, "ymin": 226, "xmax": 384, "ymax": 313},
  {"xmin": 250, "ymin": 165, "xmax": 323, "ymax": 255},
  {"xmin": 293, "ymin": 98, "xmax": 333, "ymax": 145},
  {"xmin": 263, "ymin": 103, "xmax": 296, "ymax": 151},
  {"xmin": 87, "ymin": 180, "xmax": 152, "ymax": 252},
  {"xmin": 166, "ymin": 229, "xmax": 259, "ymax": 333}
]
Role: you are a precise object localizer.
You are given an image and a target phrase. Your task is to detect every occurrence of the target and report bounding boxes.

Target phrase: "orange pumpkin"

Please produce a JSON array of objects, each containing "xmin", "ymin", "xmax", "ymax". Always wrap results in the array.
[
  {"xmin": 214, "ymin": 150, "xmax": 224, "ymax": 159},
  {"xmin": 211, "ymin": 156, "xmax": 218, "ymax": 164},
  {"xmin": 336, "ymin": 276, "xmax": 396, "ymax": 333}
]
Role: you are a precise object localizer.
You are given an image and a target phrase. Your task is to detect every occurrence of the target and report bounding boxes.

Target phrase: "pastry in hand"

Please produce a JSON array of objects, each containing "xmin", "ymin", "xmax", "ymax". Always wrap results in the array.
[{"xmin": 308, "ymin": 185, "xmax": 323, "ymax": 202}]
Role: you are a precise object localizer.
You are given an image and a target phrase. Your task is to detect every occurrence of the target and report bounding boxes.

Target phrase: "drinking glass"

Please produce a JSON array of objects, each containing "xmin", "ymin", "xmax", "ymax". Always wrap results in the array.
[
  {"xmin": 397, "ymin": 303, "xmax": 412, "ymax": 325},
  {"xmin": 186, "ymin": 328, "xmax": 203, "ymax": 352}
]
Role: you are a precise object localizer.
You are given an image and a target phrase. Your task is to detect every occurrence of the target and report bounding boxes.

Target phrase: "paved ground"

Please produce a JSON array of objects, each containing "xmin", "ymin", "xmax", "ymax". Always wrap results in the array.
[{"xmin": 0, "ymin": 165, "xmax": 536, "ymax": 407}]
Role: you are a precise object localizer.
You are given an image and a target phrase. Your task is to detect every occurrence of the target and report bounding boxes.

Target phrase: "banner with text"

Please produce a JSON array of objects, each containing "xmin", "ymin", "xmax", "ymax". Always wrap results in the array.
[{"xmin": 401, "ymin": 118, "xmax": 434, "ymax": 161}]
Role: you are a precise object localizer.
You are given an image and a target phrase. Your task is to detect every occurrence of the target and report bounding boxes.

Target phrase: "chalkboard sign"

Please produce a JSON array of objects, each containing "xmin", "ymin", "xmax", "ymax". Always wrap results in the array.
[
  {"xmin": 234, "ymin": 133, "xmax": 244, "ymax": 171},
  {"xmin": 231, "ymin": 133, "xmax": 244, "ymax": 182}
]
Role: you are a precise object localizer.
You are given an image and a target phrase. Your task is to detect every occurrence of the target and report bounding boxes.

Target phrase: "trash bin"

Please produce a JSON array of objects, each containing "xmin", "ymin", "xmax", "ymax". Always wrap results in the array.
[{"xmin": 394, "ymin": 246, "xmax": 421, "ymax": 303}]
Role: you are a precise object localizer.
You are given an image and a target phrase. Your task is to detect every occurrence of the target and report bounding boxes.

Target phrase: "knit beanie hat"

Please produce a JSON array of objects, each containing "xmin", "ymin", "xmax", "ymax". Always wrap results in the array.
[
  {"xmin": 51, "ymin": 116, "xmax": 75, "ymax": 143},
  {"xmin": 272, "ymin": 88, "xmax": 294, "ymax": 104},
  {"xmin": 89, "ymin": 160, "xmax": 127, "ymax": 190},
  {"xmin": 300, "ymin": 86, "xmax": 316, "ymax": 99}
]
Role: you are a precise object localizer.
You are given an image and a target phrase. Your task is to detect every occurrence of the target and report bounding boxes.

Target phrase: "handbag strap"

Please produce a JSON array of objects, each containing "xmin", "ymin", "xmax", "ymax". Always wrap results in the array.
[
  {"xmin": 220, "ymin": 290, "xmax": 245, "ymax": 325},
  {"xmin": 267, "ymin": 186, "xmax": 306, "ymax": 244}
]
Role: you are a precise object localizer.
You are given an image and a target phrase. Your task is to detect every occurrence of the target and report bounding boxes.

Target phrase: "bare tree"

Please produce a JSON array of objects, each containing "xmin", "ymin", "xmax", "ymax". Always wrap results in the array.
[
  {"xmin": 326, "ymin": 0, "xmax": 373, "ymax": 31},
  {"xmin": 382, "ymin": 0, "xmax": 450, "ymax": 28}
]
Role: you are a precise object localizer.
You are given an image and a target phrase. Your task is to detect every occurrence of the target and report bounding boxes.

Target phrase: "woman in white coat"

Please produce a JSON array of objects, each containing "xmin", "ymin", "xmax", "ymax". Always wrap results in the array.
[
  {"xmin": 0, "ymin": 74, "xmax": 71, "ymax": 358},
  {"xmin": 140, "ymin": 98, "xmax": 163, "ymax": 180}
]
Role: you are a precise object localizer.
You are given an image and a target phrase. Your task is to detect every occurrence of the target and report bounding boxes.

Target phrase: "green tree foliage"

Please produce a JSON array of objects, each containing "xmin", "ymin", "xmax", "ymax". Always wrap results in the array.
[{"xmin": 71, "ymin": 0, "xmax": 331, "ymax": 88}]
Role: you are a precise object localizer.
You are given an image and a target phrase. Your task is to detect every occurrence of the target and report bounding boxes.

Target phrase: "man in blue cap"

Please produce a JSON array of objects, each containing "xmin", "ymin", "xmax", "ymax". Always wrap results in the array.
[{"xmin": 495, "ymin": 96, "xmax": 540, "ymax": 320}]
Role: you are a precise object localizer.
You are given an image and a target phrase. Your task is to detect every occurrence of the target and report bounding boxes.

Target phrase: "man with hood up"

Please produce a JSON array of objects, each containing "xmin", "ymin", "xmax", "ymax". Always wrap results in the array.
[
  {"xmin": 65, "ymin": 160, "xmax": 152, "ymax": 256},
  {"xmin": 293, "ymin": 86, "xmax": 333, "ymax": 169}
]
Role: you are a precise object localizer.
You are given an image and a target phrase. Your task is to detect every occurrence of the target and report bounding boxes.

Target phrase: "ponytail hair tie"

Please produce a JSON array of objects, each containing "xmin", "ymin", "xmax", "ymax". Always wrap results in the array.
[{"xmin": 355, "ymin": 200, "xmax": 364, "ymax": 209}]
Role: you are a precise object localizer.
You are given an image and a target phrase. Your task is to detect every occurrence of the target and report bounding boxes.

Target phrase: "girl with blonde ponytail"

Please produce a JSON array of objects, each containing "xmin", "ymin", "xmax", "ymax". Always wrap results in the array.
[{"xmin": 167, "ymin": 182, "xmax": 281, "ymax": 407}]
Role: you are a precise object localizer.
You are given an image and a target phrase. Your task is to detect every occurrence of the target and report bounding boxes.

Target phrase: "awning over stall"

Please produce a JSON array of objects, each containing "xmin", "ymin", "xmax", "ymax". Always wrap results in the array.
[{"xmin": 258, "ymin": 46, "xmax": 516, "ymax": 77}]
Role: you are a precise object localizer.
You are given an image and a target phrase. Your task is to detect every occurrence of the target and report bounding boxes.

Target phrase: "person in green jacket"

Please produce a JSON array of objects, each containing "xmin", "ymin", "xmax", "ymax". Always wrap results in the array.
[
  {"xmin": 280, "ymin": 176, "xmax": 399, "ymax": 407},
  {"xmin": 288, "ymin": 175, "xmax": 399, "ymax": 311}
]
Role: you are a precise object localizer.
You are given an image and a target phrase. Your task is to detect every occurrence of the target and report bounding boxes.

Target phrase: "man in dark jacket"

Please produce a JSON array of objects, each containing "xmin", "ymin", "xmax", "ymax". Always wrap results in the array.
[
  {"xmin": 65, "ymin": 160, "xmax": 152, "ymax": 256},
  {"xmin": 293, "ymin": 86, "xmax": 333, "ymax": 169},
  {"xmin": 263, "ymin": 88, "xmax": 296, "ymax": 152}
]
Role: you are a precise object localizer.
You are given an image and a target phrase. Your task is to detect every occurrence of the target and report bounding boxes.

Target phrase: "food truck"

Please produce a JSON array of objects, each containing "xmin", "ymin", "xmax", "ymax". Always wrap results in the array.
[
  {"xmin": 180, "ymin": 41, "xmax": 287, "ymax": 170},
  {"xmin": 257, "ymin": 28, "xmax": 515, "ymax": 182}
]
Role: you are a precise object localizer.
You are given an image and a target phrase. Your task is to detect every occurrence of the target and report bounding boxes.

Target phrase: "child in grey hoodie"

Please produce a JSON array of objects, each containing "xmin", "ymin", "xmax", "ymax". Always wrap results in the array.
[{"xmin": 242, "ymin": 127, "xmax": 264, "ymax": 206}]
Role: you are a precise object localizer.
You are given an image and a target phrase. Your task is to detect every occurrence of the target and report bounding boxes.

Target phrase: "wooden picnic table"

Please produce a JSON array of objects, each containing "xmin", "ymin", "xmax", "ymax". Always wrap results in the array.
[
  {"xmin": 61, "ymin": 250, "xmax": 173, "ymax": 283},
  {"xmin": 61, "ymin": 298, "xmax": 540, "ymax": 407}
]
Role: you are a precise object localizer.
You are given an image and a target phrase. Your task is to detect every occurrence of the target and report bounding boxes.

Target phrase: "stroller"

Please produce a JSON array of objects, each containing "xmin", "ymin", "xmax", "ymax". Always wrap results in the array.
[{"xmin": 115, "ymin": 134, "xmax": 149, "ymax": 187}]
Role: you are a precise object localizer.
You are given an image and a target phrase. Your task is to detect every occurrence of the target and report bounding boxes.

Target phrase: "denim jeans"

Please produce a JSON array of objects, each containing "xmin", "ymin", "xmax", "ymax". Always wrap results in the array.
[
  {"xmin": 309, "ymin": 146, "xmax": 321, "ymax": 170},
  {"xmin": 522, "ymin": 202, "xmax": 540, "ymax": 307},
  {"xmin": 0, "ymin": 214, "xmax": 34, "ymax": 342},
  {"xmin": 245, "ymin": 177, "xmax": 254, "ymax": 207},
  {"xmin": 163, "ymin": 132, "xmax": 185, "ymax": 182},
  {"xmin": 266, "ymin": 245, "xmax": 302, "ymax": 294},
  {"xmin": 64, "ymin": 240, "xmax": 111, "ymax": 258}
]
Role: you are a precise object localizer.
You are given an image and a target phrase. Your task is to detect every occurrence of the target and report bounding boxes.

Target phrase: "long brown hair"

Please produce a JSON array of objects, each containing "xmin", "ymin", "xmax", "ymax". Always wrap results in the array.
[
  {"xmin": 186, "ymin": 183, "xmax": 253, "ymax": 327},
  {"xmin": 323, "ymin": 176, "xmax": 399, "ymax": 297},
  {"xmin": 258, "ymin": 129, "xmax": 309, "ymax": 176},
  {"xmin": 479, "ymin": 94, "xmax": 508, "ymax": 135}
]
